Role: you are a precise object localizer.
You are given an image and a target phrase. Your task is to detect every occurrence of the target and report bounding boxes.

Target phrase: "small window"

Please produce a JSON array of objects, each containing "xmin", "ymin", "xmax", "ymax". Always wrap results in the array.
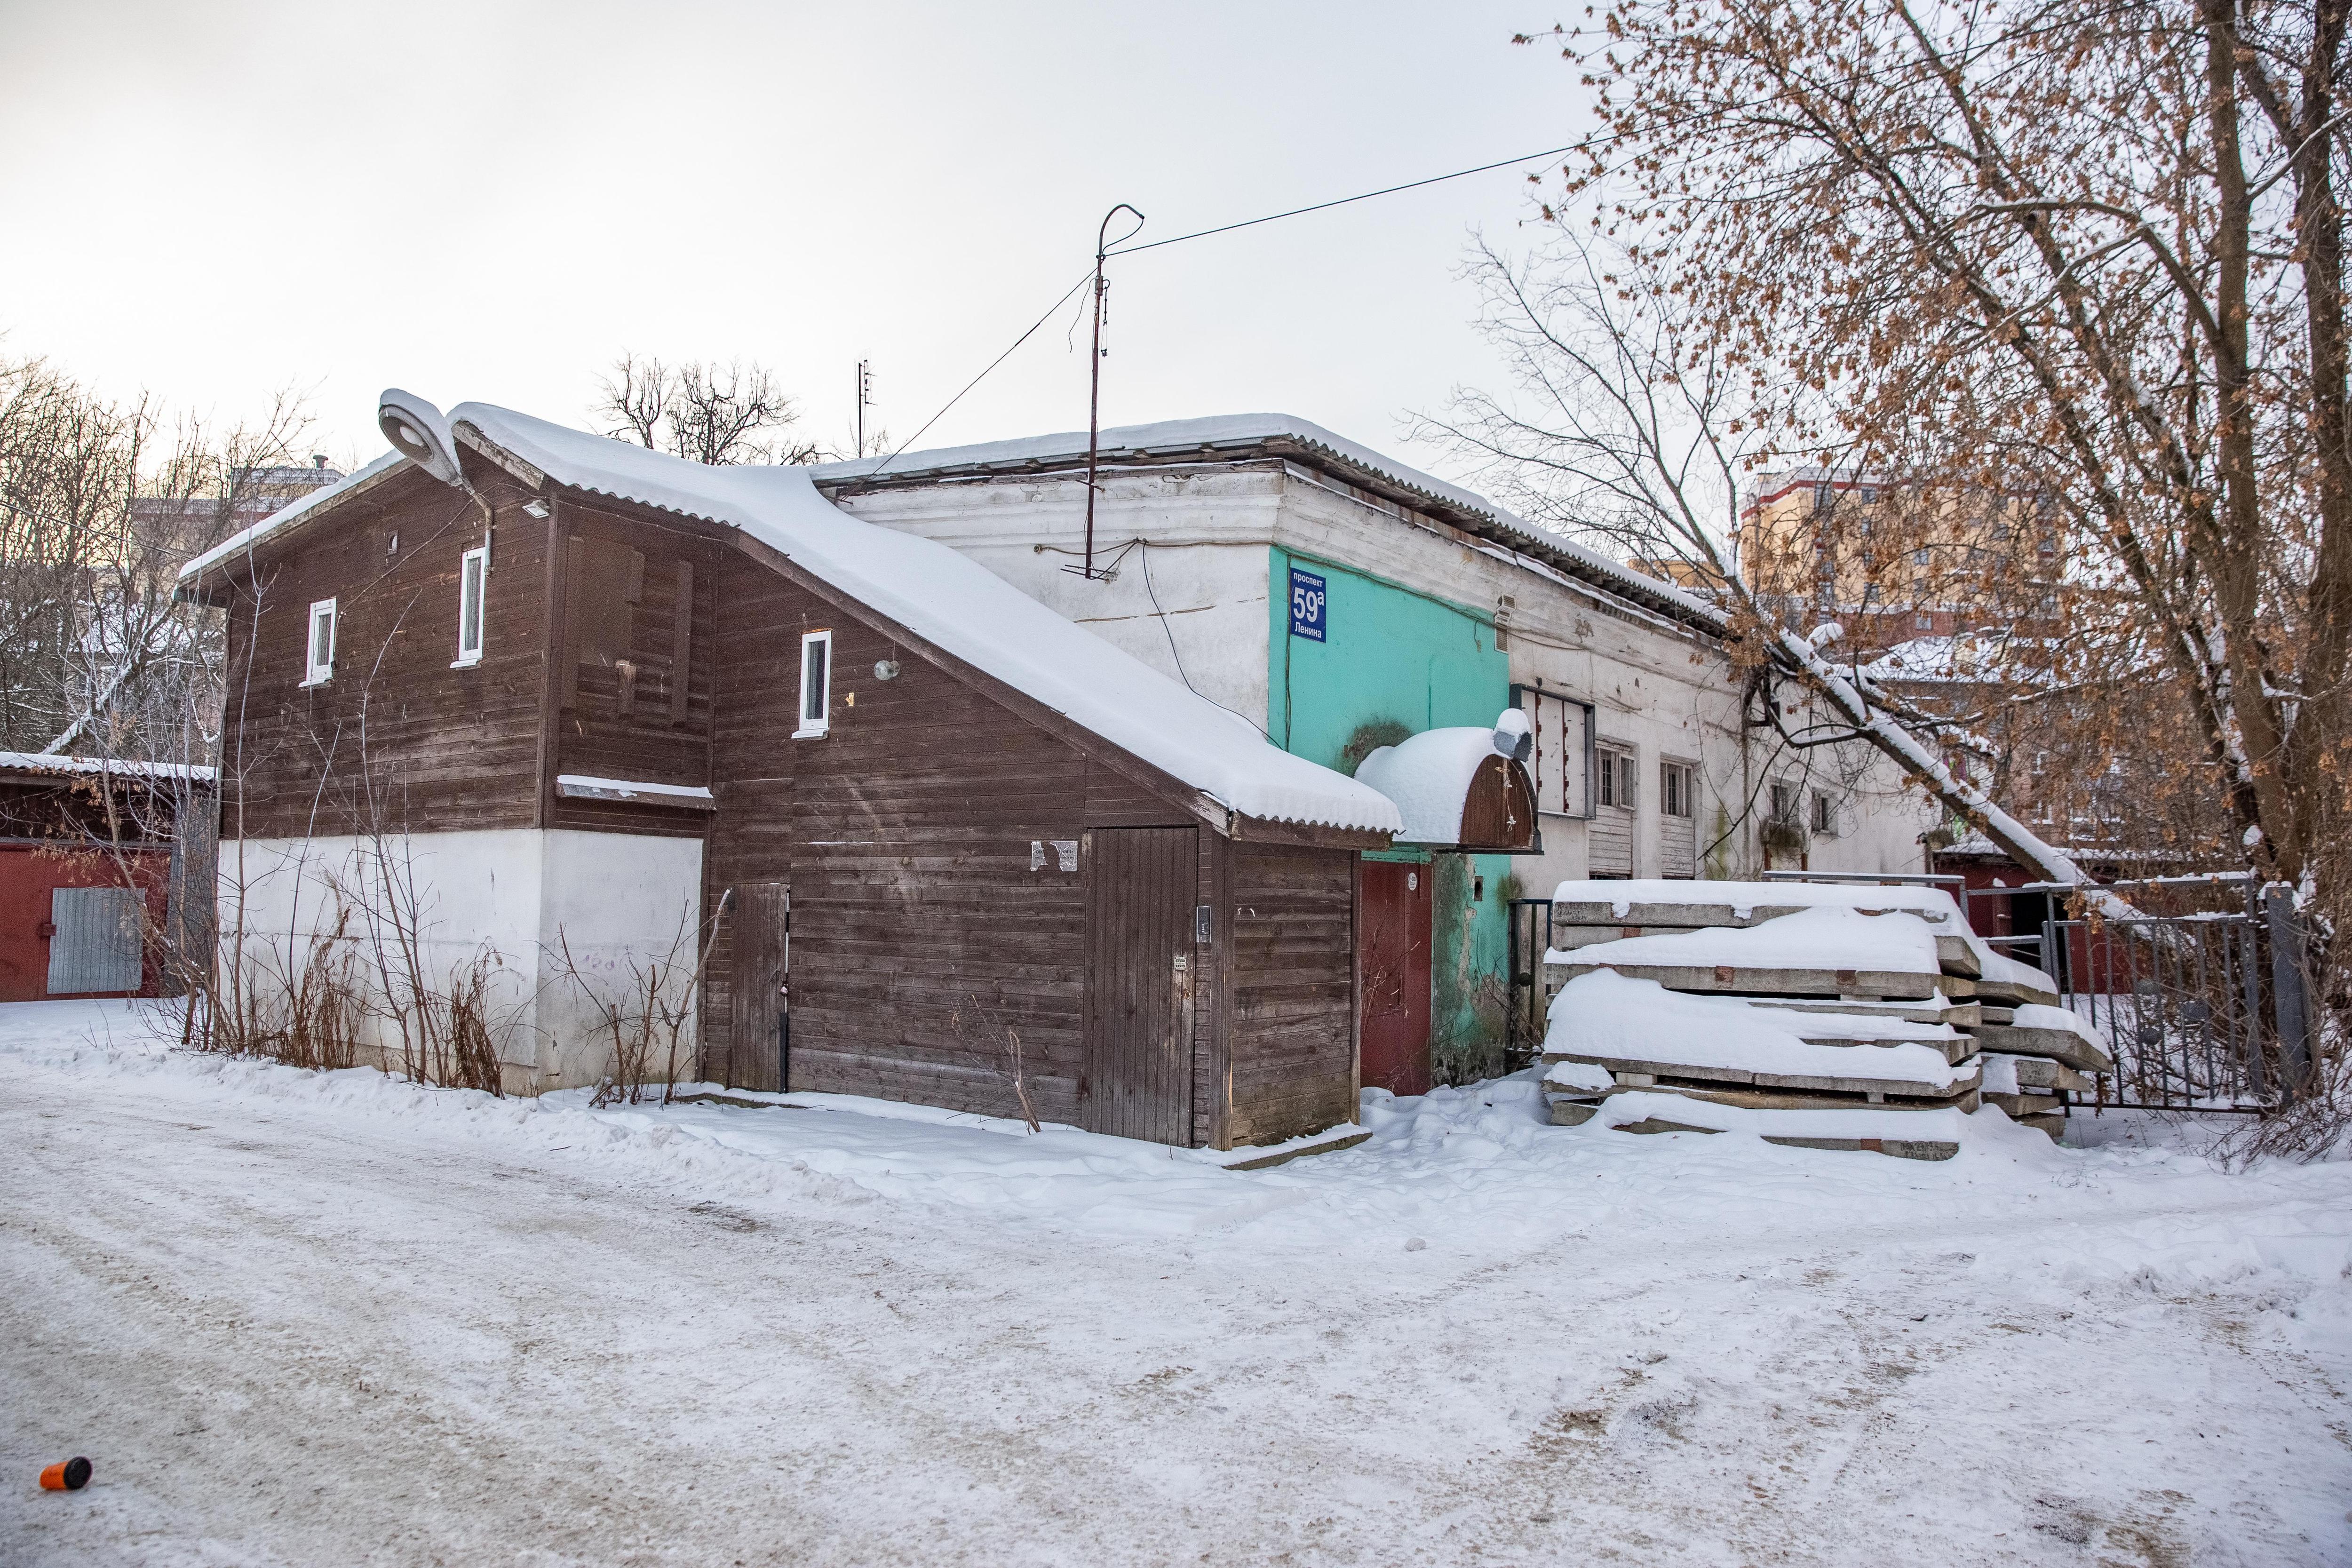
[
  {"xmin": 454, "ymin": 546, "xmax": 487, "ymax": 667},
  {"xmin": 1597, "ymin": 746, "xmax": 1637, "ymax": 811},
  {"xmin": 1661, "ymin": 761, "xmax": 1693, "ymax": 819},
  {"xmin": 795, "ymin": 629, "xmax": 832, "ymax": 738},
  {"xmin": 1915, "ymin": 613, "xmax": 1934, "ymax": 630},
  {"xmin": 1811, "ymin": 790, "xmax": 1839, "ymax": 836},
  {"xmin": 1769, "ymin": 780, "xmax": 1797, "ymax": 824},
  {"xmin": 303, "ymin": 599, "xmax": 336, "ymax": 686}
]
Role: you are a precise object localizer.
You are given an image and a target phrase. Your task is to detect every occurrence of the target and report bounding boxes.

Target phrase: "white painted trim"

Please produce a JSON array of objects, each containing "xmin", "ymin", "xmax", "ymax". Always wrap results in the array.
[
  {"xmin": 797, "ymin": 628, "xmax": 832, "ymax": 739},
  {"xmin": 455, "ymin": 544, "xmax": 488, "ymax": 665},
  {"xmin": 303, "ymin": 598, "xmax": 336, "ymax": 685}
]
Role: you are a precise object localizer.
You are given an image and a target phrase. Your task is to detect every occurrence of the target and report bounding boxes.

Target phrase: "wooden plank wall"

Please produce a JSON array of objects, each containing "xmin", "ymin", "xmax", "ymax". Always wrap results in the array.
[
  {"xmin": 699, "ymin": 547, "xmax": 802, "ymax": 1086},
  {"xmin": 216, "ymin": 465, "xmax": 549, "ymax": 841},
  {"xmin": 219, "ymin": 474, "xmax": 1359, "ymax": 1150},
  {"xmin": 1226, "ymin": 842, "xmax": 1358, "ymax": 1145},
  {"xmin": 1081, "ymin": 825, "xmax": 1198, "ymax": 1144},
  {"xmin": 702, "ymin": 550, "xmax": 1182, "ymax": 1118}
]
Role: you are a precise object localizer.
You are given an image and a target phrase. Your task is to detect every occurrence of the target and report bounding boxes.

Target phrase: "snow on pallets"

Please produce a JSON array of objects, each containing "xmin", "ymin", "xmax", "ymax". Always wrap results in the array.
[{"xmin": 1540, "ymin": 880, "xmax": 2094, "ymax": 1157}]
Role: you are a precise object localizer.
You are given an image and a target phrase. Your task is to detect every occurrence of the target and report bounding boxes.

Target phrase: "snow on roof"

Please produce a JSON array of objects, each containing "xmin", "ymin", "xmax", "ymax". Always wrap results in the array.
[
  {"xmin": 178, "ymin": 451, "xmax": 407, "ymax": 585},
  {"xmin": 417, "ymin": 404, "xmax": 1401, "ymax": 836},
  {"xmin": 812, "ymin": 413, "xmax": 1720, "ymax": 629},
  {"xmin": 1353, "ymin": 725, "xmax": 1510, "ymax": 845},
  {"xmin": 0, "ymin": 751, "xmax": 215, "ymax": 783}
]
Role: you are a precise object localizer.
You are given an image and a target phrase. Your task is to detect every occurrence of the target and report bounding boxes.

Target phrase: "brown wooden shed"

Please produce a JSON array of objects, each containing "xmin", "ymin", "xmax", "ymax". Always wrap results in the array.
[{"xmin": 181, "ymin": 398, "xmax": 1404, "ymax": 1151}]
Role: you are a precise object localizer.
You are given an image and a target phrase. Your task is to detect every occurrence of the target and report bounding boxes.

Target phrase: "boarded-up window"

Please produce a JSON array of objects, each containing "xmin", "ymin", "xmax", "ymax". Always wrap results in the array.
[
  {"xmin": 48, "ymin": 886, "xmax": 142, "ymax": 995},
  {"xmin": 1518, "ymin": 689, "xmax": 1590, "ymax": 816},
  {"xmin": 564, "ymin": 536, "xmax": 644, "ymax": 707}
]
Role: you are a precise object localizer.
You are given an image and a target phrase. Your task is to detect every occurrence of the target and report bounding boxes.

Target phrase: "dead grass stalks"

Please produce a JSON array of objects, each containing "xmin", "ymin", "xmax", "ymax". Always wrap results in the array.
[{"xmin": 551, "ymin": 899, "xmax": 725, "ymax": 1109}]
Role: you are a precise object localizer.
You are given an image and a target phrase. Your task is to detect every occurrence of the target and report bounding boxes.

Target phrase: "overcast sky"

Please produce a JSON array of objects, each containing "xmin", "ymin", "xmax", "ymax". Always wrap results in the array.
[{"xmin": 0, "ymin": 2, "xmax": 1584, "ymax": 477}]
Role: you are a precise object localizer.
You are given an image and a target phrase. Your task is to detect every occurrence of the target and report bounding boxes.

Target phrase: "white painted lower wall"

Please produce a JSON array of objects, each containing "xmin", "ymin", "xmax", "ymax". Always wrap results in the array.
[{"xmin": 216, "ymin": 829, "xmax": 704, "ymax": 1091}]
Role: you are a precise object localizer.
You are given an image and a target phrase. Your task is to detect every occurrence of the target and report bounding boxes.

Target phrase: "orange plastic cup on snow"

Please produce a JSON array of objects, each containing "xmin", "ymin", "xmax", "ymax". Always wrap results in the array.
[{"xmin": 40, "ymin": 1457, "xmax": 91, "ymax": 1491}]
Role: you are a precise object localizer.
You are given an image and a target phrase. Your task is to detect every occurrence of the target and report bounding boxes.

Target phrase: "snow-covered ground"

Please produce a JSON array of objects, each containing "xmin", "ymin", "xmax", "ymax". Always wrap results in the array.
[{"xmin": 5, "ymin": 1000, "xmax": 2349, "ymax": 1566}]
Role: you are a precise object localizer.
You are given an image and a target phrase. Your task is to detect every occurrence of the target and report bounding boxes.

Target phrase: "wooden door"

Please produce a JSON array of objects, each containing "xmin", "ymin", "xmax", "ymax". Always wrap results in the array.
[
  {"xmin": 1358, "ymin": 860, "xmax": 1432, "ymax": 1096},
  {"xmin": 1083, "ymin": 827, "xmax": 1197, "ymax": 1144},
  {"xmin": 730, "ymin": 882, "xmax": 789, "ymax": 1091}
]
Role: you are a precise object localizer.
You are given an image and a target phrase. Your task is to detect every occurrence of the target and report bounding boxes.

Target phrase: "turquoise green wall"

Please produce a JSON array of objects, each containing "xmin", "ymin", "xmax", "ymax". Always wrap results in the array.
[{"xmin": 1267, "ymin": 548, "xmax": 1515, "ymax": 1075}]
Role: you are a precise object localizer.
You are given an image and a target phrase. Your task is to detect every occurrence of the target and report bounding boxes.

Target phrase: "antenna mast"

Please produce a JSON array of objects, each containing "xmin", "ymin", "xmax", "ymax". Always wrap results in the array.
[
  {"xmin": 1077, "ymin": 203, "xmax": 1144, "ymax": 580},
  {"xmin": 855, "ymin": 359, "xmax": 874, "ymax": 459}
]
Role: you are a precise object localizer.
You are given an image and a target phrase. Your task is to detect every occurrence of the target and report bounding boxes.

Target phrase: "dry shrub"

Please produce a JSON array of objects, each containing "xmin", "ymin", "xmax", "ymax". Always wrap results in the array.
[
  {"xmin": 396, "ymin": 950, "xmax": 506, "ymax": 1096},
  {"xmin": 950, "ymin": 989, "xmax": 1041, "ymax": 1132},
  {"xmin": 552, "ymin": 902, "xmax": 724, "ymax": 1109},
  {"xmin": 188, "ymin": 906, "xmax": 366, "ymax": 1071}
]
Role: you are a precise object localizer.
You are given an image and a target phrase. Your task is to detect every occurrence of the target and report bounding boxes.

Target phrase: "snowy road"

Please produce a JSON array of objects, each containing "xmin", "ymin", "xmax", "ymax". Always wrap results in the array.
[{"xmin": 5, "ymin": 1002, "xmax": 2350, "ymax": 1566}]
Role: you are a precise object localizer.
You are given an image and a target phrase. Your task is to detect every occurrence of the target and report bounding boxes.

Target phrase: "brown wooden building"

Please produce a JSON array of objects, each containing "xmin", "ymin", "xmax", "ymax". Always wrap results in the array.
[{"xmin": 179, "ymin": 395, "xmax": 1405, "ymax": 1151}]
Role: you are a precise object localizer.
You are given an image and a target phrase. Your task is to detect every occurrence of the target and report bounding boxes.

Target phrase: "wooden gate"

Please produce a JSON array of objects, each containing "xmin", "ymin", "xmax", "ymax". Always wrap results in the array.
[
  {"xmin": 1358, "ymin": 860, "xmax": 1432, "ymax": 1096},
  {"xmin": 1083, "ymin": 827, "xmax": 1197, "ymax": 1144},
  {"xmin": 730, "ymin": 882, "xmax": 789, "ymax": 1092}
]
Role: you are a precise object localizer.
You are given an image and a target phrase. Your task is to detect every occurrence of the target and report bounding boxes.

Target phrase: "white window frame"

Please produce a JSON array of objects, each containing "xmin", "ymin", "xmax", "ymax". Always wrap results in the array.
[
  {"xmin": 302, "ymin": 598, "xmax": 336, "ymax": 687},
  {"xmin": 794, "ymin": 629, "xmax": 832, "ymax": 739},
  {"xmin": 453, "ymin": 546, "xmax": 488, "ymax": 668}
]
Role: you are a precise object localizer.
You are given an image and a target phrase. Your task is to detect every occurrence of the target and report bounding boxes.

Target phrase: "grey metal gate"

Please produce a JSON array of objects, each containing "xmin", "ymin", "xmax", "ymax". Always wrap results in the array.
[
  {"xmin": 2044, "ymin": 901, "xmax": 2308, "ymax": 1112},
  {"xmin": 48, "ymin": 886, "xmax": 144, "ymax": 995}
]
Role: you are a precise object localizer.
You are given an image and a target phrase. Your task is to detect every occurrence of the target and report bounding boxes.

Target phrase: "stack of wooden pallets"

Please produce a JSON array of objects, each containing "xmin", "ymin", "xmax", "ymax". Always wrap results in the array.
[{"xmin": 1538, "ymin": 882, "xmax": 2113, "ymax": 1157}]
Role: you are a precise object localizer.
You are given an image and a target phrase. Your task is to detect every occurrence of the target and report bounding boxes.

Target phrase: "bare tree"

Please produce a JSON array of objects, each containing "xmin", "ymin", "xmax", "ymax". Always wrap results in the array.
[
  {"xmin": 594, "ymin": 353, "xmax": 819, "ymax": 465},
  {"xmin": 1424, "ymin": 235, "xmax": 2127, "ymax": 905},
  {"xmin": 1503, "ymin": 0, "xmax": 2352, "ymax": 925},
  {"xmin": 0, "ymin": 353, "xmax": 313, "ymax": 765}
]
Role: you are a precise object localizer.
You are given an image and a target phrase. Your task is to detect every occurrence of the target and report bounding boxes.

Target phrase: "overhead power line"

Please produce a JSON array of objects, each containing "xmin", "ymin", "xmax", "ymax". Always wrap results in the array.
[
  {"xmin": 1106, "ymin": 140, "xmax": 1581, "ymax": 258},
  {"xmin": 870, "ymin": 138, "xmax": 1586, "ymax": 477}
]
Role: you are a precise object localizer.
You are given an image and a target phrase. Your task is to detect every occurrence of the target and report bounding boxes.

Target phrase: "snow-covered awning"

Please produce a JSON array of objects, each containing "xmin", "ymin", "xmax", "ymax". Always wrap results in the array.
[
  {"xmin": 1353, "ymin": 714, "xmax": 1536, "ymax": 851},
  {"xmin": 0, "ymin": 751, "xmax": 215, "ymax": 784}
]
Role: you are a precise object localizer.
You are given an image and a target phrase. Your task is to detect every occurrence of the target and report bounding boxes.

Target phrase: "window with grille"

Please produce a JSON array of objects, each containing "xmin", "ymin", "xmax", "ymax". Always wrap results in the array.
[{"xmin": 1811, "ymin": 790, "xmax": 1839, "ymax": 836}]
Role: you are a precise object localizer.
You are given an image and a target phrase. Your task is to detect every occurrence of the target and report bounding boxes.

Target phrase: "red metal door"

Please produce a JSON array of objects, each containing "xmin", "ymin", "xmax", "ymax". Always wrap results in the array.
[{"xmin": 1358, "ymin": 860, "xmax": 1432, "ymax": 1097}]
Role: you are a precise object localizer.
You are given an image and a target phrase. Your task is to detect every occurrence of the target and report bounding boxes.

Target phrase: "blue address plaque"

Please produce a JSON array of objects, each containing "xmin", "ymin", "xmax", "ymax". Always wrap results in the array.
[{"xmin": 1288, "ymin": 565, "xmax": 1328, "ymax": 643}]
